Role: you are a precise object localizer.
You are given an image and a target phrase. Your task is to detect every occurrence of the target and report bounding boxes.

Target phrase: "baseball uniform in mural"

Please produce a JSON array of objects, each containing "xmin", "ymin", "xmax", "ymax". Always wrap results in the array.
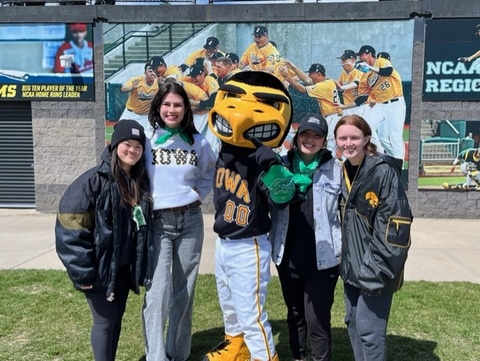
[{"xmin": 357, "ymin": 45, "xmax": 406, "ymax": 161}]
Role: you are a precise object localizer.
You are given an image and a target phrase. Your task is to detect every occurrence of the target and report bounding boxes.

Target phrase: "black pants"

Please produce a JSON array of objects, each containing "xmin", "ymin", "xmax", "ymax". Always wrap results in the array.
[
  {"xmin": 278, "ymin": 267, "xmax": 339, "ymax": 361},
  {"xmin": 84, "ymin": 266, "xmax": 131, "ymax": 361}
]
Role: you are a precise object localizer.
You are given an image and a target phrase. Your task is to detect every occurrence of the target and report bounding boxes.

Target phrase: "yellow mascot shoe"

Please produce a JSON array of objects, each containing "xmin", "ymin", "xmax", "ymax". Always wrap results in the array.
[{"xmin": 203, "ymin": 334, "xmax": 250, "ymax": 361}]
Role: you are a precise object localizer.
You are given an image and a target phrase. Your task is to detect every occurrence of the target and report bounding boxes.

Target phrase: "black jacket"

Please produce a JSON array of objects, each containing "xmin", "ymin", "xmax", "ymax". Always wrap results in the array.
[
  {"xmin": 55, "ymin": 147, "xmax": 150, "ymax": 299},
  {"xmin": 339, "ymin": 154, "xmax": 413, "ymax": 296}
]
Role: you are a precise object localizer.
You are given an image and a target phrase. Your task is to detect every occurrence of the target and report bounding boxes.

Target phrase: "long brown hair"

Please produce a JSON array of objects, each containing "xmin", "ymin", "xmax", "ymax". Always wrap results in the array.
[
  {"xmin": 148, "ymin": 81, "xmax": 199, "ymax": 144},
  {"xmin": 111, "ymin": 148, "xmax": 150, "ymax": 208},
  {"xmin": 334, "ymin": 114, "xmax": 378, "ymax": 155}
]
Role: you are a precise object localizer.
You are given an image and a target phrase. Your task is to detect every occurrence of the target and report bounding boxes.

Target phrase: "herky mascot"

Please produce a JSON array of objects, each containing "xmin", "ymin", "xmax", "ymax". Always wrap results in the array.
[{"xmin": 203, "ymin": 71, "xmax": 296, "ymax": 361}]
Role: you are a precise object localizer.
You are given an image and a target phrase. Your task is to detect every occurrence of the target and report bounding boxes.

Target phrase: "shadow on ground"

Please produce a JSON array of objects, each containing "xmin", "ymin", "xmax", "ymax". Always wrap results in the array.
[{"xmin": 136, "ymin": 321, "xmax": 440, "ymax": 361}]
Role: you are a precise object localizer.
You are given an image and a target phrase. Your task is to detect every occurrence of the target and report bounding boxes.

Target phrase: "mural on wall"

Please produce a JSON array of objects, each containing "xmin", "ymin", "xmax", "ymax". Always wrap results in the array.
[
  {"xmin": 419, "ymin": 119, "xmax": 480, "ymax": 190},
  {"xmin": 103, "ymin": 20, "xmax": 414, "ymax": 184},
  {"xmin": 423, "ymin": 18, "xmax": 480, "ymax": 101},
  {"xmin": 0, "ymin": 23, "xmax": 94, "ymax": 101}
]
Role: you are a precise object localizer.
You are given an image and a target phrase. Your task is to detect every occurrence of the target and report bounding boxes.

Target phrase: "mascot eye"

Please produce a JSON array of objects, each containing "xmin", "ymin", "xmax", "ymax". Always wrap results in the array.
[
  {"xmin": 260, "ymin": 100, "xmax": 280, "ymax": 110},
  {"xmin": 224, "ymin": 92, "xmax": 241, "ymax": 99}
]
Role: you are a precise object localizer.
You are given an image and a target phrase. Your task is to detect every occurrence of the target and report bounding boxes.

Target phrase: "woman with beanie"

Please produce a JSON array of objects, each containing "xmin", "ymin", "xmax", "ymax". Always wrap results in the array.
[
  {"xmin": 269, "ymin": 113, "xmax": 342, "ymax": 361},
  {"xmin": 142, "ymin": 81, "xmax": 216, "ymax": 361},
  {"xmin": 55, "ymin": 119, "xmax": 151, "ymax": 361}
]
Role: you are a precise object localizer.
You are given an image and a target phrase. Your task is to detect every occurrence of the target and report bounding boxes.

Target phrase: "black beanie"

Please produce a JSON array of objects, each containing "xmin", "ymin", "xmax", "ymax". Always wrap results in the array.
[{"xmin": 110, "ymin": 119, "xmax": 146, "ymax": 150}]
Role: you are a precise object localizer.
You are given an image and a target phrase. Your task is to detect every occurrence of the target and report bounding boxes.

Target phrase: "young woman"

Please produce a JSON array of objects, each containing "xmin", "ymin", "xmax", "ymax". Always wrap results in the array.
[
  {"xmin": 269, "ymin": 113, "xmax": 342, "ymax": 361},
  {"xmin": 142, "ymin": 81, "xmax": 216, "ymax": 361},
  {"xmin": 334, "ymin": 114, "xmax": 412, "ymax": 361},
  {"xmin": 55, "ymin": 119, "xmax": 151, "ymax": 361}
]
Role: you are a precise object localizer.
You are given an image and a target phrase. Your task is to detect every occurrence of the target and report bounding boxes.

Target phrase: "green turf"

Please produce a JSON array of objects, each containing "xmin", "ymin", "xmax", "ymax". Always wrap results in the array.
[
  {"xmin": 1, "ymin": 270, "xmax": 479, "ymax": 360},
  {"xmin": 418, "ymin": 176, "xmax": 466, "ymax": 187}
]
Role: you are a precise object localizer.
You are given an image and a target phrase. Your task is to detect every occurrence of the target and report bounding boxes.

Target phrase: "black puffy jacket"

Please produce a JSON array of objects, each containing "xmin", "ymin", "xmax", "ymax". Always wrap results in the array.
[
  {"xmin": 55, "ymin": 147, "xmax": 151, "ymax": 299},
  {"xmin": 339, "ymin": 154, "xmax": 413, "ymax": 296}
]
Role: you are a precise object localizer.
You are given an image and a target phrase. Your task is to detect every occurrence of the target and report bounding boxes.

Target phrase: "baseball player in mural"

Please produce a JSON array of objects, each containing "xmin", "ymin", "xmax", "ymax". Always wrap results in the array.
[
  {"xmin": 443, "ymin": 147, "xmax": 480, "ymax": 190},
  {"xmin": 334, "ymin": 49, "xmax": 363, "ymax": 116},
  {"xmin": 180, "ymin": 36, "xmax": 222, "ymax": 72},
  {"xmin": 457, "ymin": 24, "xmax": 480, "ymax": 89},
  {"xmin": 148, "ymin": 56, "xmax": 181, "ymax": 84},
  {"xmin": 214, "ymin": 57, "xmax": 234, "ymax": 87},
  {"xmin": 53, "ymin": 23, "xmax": 93, "ymax": 74},
  {"xmin": 355, "ymin": 45, "xmax": 406, "ymax": 164},
  {"xmin": 458, "ymin": 24, "xmax": 480, "ymax": 64},
  {"xmin": 204, "ymin": 71, "xmax": 295, "ymax": 360},
  {"xmin": 239, "ymin": 25, "xmax": 280, "ymax": 74},
  {"xmin": 280, "ymin": 62, "xmax": 342, "ymax": 153},
  {"xmin": 119, "ymin": 63, "xmax": 159, "ymax": 129},
  {"xmin": 225, "ymin": 52, "xmax": 241, "ymax": 74}
]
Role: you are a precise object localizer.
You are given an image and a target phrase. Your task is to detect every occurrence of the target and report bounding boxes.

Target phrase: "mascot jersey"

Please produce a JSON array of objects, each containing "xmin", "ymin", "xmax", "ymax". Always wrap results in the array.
[
  {"xmin": 208, "ymin": 71, "xmax": 293, "ymax": 240},
  {"xmin": 213, "ymin": 144, "xmax": 271, "ymax": 239}
]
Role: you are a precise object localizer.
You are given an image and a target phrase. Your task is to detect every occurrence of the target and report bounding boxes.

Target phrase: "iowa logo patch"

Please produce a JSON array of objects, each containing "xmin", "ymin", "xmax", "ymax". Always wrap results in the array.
[{"xmin": 365, "ymin": 191, "xmax": 379, "ymax": 208}]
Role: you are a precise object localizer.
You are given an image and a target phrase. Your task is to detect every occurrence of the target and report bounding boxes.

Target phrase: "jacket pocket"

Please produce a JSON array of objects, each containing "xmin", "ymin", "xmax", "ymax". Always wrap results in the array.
[
  {"xmin": 385, "ymin": 216, "xmax": 411, "ymax": 248},
  {"xmin": 324, "ymin": 183, "xmax": 341, "ymax": 195},
  {"xmin": 95, "ymin": 209, "xmax": 113, "ymax": 249}
]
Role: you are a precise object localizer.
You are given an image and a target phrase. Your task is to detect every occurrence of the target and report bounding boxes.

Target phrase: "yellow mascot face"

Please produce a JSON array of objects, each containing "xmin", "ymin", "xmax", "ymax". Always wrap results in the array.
[{"xmin": 208, "ymin": 72, "xmax": 292, "ymax": 149}]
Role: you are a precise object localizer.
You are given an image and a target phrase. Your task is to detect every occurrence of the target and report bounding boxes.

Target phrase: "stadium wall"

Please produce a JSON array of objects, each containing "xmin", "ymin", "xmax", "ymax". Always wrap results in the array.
[{"xmin": 2, "ymin": 0, "xmax": 480, "ymax": 218}]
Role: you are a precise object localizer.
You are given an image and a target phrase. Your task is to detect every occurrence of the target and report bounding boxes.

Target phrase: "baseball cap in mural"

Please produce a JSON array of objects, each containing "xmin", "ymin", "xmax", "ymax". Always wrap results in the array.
[
  {"xmin": 357, "ymin": 45, "xmax": 376, "ymax": 56},
  {"xmin": 144, "ymin": 63, "xmax": 155, "ymax": 72},
  {"xmin": 204, "ymin": 37, "xmax": 219, "ymax": 50},
  {"xmin": 149, "ymin": 56, "xmax": 166, "ymax": 68},
  {"xmin": 225, "ymin": 52, "xmax": 239, "ymax": 64},
  {"xmin": 253, "ymin": 25, "xmax": 268, "ymax": 37},
  {"xmin": 377, "ymin": 52, "xmax": 391, "ymax": 61},
  {"xmin": 338, "ymin": 49, "xmax": 357, "ymax": 60},
  {"xmin": 210, "ymin": 51, "xmax": 224, "ymax": 61},
  {"xmin": 190, "ymin": 65, "xmax": 205, "ymax": 77},
  {"xmin": 298, "ymin": 113, "xmax": 328, "ymax": 138},
  {"xmin": 70, "ymin": 23, "xmax": 87, "ymax": 32},
  {"xmin": 308, "ymin": 63, "xmax": 326, "ymax": 75}
]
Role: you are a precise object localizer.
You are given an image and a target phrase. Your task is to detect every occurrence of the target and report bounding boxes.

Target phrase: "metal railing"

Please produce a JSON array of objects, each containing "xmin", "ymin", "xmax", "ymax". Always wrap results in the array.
[
  {"xmin": 104, "ymin": 23, "xmax": 208, "ymax": 79},
  {"xmin": 420, "ymin": 138, "xmax": 460, "ymax": 163},
  {"xmin": 2, "ymin": 0, "xmax": 320, "ymax": 5}
]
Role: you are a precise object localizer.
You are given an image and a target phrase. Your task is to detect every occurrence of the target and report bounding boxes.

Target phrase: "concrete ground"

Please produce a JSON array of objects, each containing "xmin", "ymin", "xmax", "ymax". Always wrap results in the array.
[{"xmin": 0, "ymin": 209, "xmax": 479, "ymax": 283}]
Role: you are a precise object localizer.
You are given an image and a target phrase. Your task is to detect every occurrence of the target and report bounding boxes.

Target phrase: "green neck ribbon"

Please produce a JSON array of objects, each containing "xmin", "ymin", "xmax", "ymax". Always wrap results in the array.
[
  {"xmin": 154, "ymin": 126, "xmax": 191, "ymax": 145},
  {"xmin": 291, "ymin": 149, "xmax": 322, "ymax": 193},
  {"xmin": 132, "ymin": 205, "xmax": 146, "ymax": 231}
]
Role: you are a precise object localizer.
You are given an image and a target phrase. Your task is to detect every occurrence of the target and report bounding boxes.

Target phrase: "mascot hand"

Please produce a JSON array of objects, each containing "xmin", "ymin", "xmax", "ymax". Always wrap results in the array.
[
  {"xmin": 261, "ymin": 165, "xmax": 296, "ymax": 204},
  {"xmin": 248, "ymin": 136, "xmax": 281, "ymax": 171}
]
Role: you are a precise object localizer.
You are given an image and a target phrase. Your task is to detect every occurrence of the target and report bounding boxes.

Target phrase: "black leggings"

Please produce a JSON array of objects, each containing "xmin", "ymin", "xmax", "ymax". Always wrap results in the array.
[
  {"xmin": 84, "ymin": 266, "xmax": 131, "ymax": 361},
  {"xmin": 278, "ymin": 267, "xmax": 339, "ymax": 361}
]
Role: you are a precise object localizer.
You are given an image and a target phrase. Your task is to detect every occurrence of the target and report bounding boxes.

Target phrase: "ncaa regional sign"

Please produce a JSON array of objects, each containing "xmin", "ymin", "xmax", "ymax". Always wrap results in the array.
[{"xmin": 423, "ymin": 19, "xmax": 480, "ymax": 101}]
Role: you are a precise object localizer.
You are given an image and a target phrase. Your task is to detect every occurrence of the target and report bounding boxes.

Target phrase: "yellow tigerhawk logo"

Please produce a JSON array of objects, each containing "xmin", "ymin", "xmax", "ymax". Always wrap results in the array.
[{"xmin": 365, "ymin": 191, "xmax": 379, "ymax": 208}]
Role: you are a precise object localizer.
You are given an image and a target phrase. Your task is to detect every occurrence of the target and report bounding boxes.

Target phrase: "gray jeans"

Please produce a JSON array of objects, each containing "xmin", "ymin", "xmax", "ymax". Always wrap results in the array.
[
  {"xmin": 142, "ymin": 206, "xmax": 204, "ymax": 361},
  {"xmin": 344, "ymin": 283, "xmax": 393, "ymax": 361}
]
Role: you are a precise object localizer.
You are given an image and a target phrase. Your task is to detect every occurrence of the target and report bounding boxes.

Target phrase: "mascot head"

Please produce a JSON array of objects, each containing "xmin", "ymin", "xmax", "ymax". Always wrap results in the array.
[{"xmin": 208, "ymin": 71, "xmax": 293, "ymax": 149}]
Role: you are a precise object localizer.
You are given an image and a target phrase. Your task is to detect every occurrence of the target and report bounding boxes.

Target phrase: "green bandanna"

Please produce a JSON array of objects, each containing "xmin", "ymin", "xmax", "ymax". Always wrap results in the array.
[
  {"xmin": 154, "ymin": 126, "xmax": 191, "ymax": 145},
  {"xmin": 261, "ymin": 165, "xmax": 296, "ymax": 204},
  {"xmin": 291, "ymin": 149, "xmax": 320, "ymax": 193}
]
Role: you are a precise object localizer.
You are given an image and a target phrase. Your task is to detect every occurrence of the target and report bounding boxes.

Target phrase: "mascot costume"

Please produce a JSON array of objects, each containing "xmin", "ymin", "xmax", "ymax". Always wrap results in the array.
[{"xmin": 203, "ymin": 71, "xmax": 302, "ymax": 361}]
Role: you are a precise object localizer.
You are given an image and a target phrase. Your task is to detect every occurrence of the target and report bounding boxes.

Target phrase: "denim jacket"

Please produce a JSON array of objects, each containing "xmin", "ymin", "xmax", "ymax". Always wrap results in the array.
[{"xmin": 269, "ymin": 155, "xmax": 343, "ymax": 270}]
